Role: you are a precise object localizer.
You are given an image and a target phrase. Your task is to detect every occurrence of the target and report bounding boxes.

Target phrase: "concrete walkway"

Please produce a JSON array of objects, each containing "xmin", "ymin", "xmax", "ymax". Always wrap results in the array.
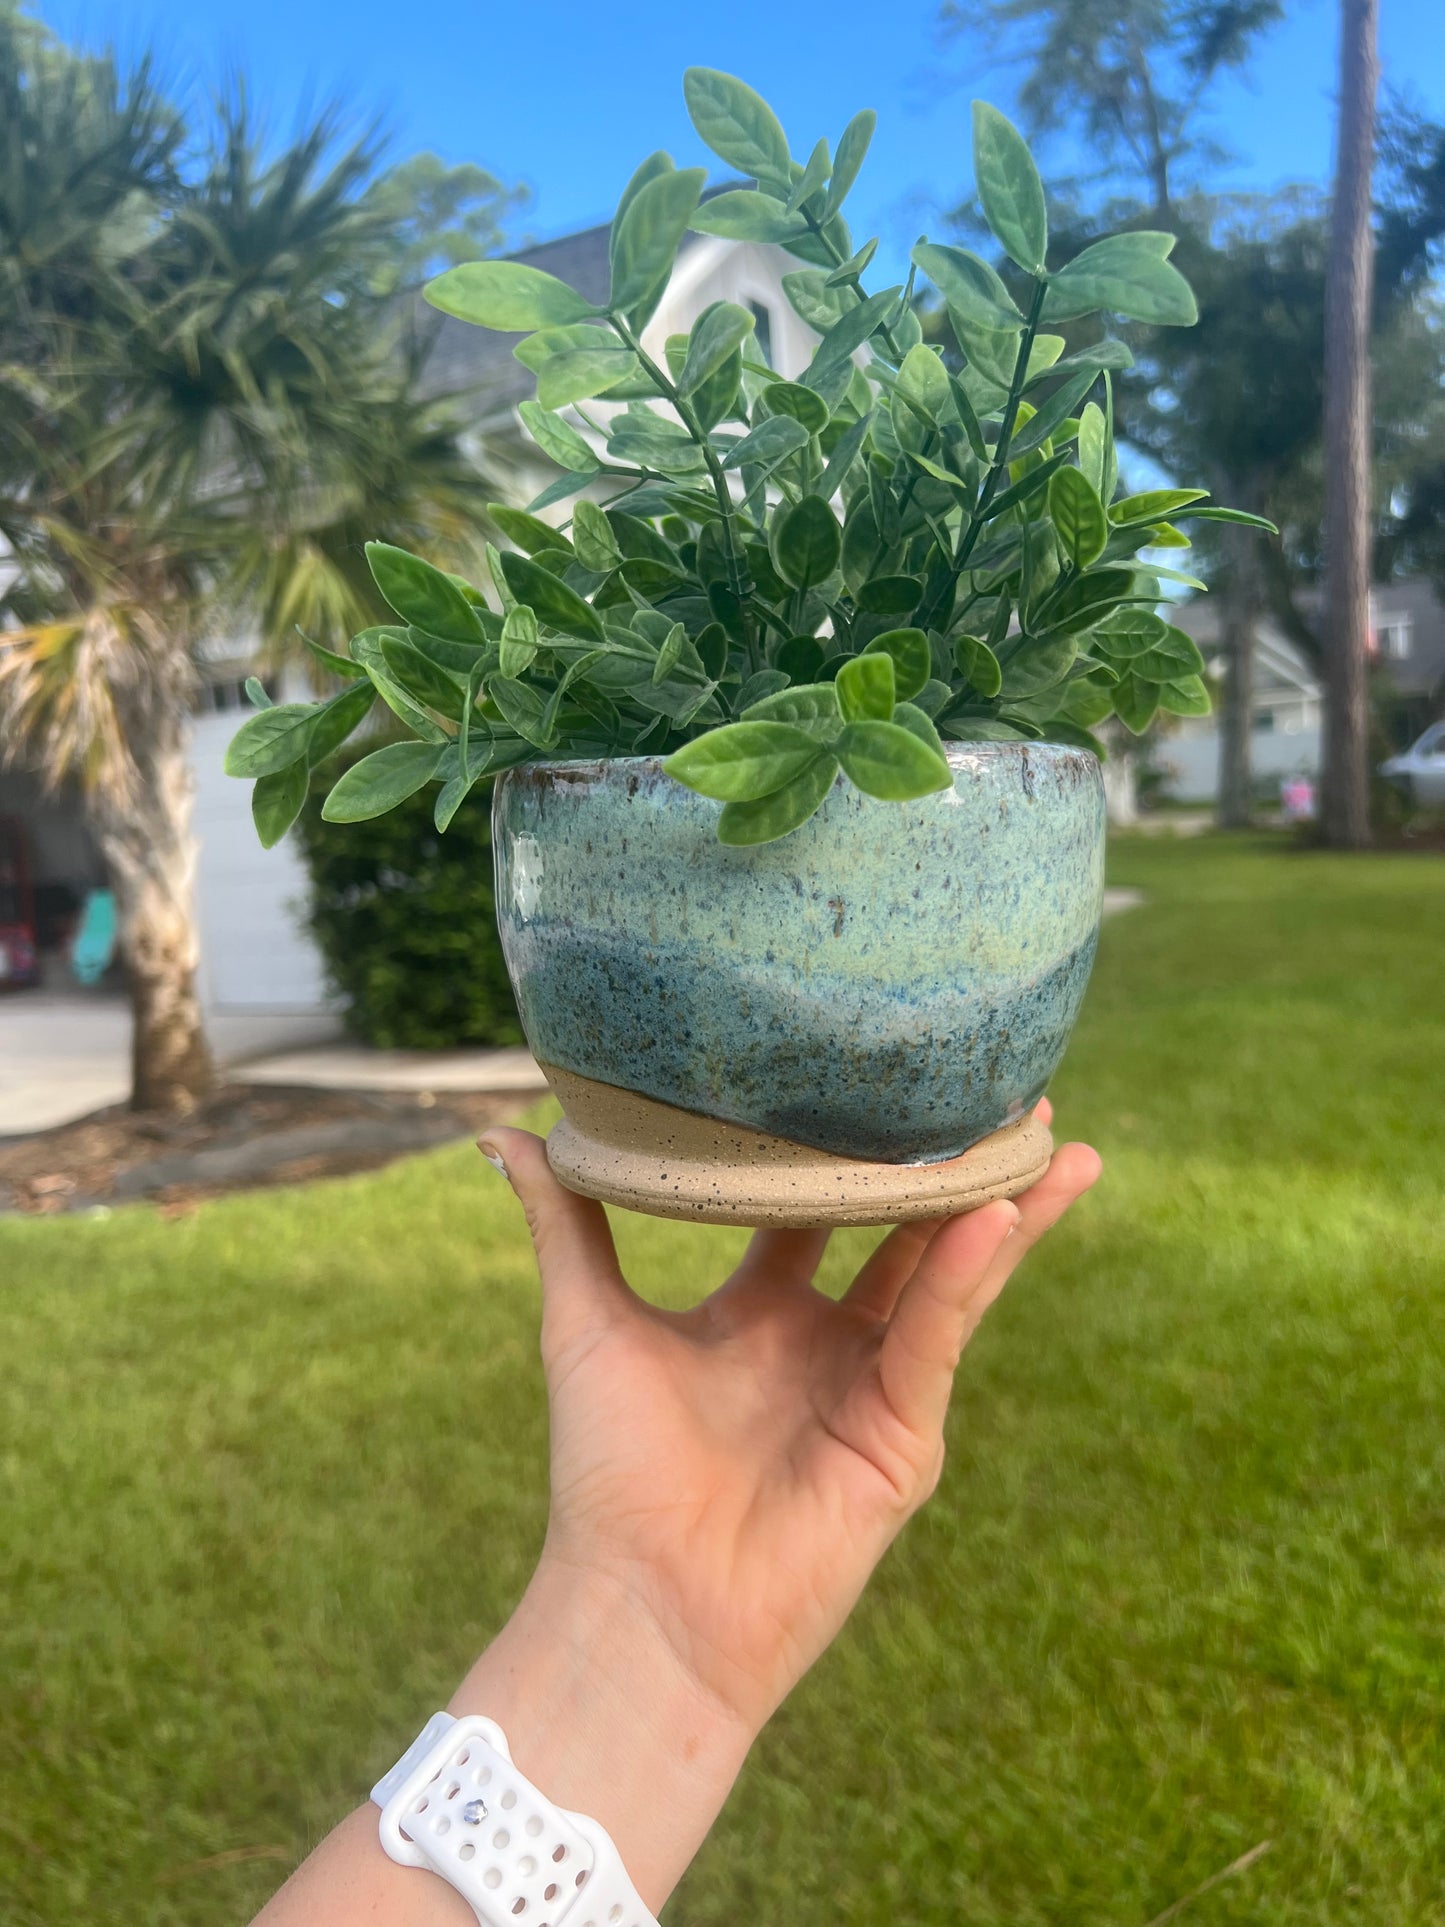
[{"xmin": 2, "ymin": 888, "xmax": 1143, "ymax": 1135}]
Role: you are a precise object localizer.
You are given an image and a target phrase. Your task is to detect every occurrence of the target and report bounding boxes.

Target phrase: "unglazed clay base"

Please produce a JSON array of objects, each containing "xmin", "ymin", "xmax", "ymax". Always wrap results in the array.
[{"xmin": 541, "ymin": 1064, "xmax": 1054, "ymax": 1228}]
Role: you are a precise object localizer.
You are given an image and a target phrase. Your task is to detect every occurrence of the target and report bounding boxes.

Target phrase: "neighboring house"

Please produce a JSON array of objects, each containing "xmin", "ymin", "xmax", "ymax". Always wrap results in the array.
[
  {"xmin": 1153, "ymin": 579, "xmax": 1445, "ymax": 804},
  {"xmin": 2, "ymin": 220, "xmax": 815, "ymax": 1030}
]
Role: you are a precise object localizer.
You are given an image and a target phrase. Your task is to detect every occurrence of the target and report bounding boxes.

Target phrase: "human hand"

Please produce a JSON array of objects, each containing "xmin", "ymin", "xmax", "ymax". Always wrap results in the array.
[{"xmin": 478, "ymin": 1103, "xmax": 1100, "ymax": 1737}]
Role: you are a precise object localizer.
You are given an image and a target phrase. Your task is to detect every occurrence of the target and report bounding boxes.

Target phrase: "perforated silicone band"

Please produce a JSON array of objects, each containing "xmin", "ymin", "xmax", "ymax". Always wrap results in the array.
[{"xmin": 371, "ymin": 1713, "xmax": 658, "ymax": 1927}]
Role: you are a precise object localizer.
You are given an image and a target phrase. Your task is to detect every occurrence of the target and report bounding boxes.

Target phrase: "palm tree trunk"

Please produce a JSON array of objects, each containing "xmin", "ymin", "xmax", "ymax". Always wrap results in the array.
[
  {"xmin": 1320, "ymin": 0, "xmax": 1378, "ymax": 849},
  {"xmin": 1217, "ymin": 525, "xmax": 1259, "ymax": 830},
  {"xmin": 93, "ymin": 719, "xmax": 214, "ymax": 1113}
]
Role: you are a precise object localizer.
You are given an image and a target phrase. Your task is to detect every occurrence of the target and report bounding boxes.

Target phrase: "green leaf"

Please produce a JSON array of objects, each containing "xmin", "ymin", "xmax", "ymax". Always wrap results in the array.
[
  {"xmin": 490, "ymin": 674, "xmax": 556, "ymax": 747},
  {"xmin": 664, "ymin": 720, "xmax": 825, "ymax": 801},
  {"xmin": 1112, "ymin": 670, "xmax": 1162, "ymax": 735},
  {"xmin": 1157, "ymin": 673, "xmax": 1211, "ymax": 716},
  {"xmin": 1028, "ymin": 340, "xmax": 1135, "ymax": 388},
  {"xmin": 894, "ymin": 342, "xmax": 952, "ymax": 426},
  {"xmin": 1109, "ymin": 488, "xmax": 1210, "ymax": 525},
  {"xmin": 836, "ymin": 719, "xmax": 952, "ymax": 799},
  {"xmin": 609, "ymin": 165, "xmax": 706, "ymax": 315},
  {"xmin": 1034, "ymin": 567, "xmax": 1137, "ymax": 636},
  {"xmin": 837, "ymin": 651, "xmax": 896, "ymax": 722},
  {"xmin": 571, "ymin": 500, "xmax": 623, "ymax": 574},
  {"xmin": 1049, "ymin": 466, "xmax": 1109, "ymax": 570},
  {"xmin": 303, "ymin": 635, "xmax": 366, "ymax": 680},
  {"xmin": 225, "ymin": 703, "xmax": 319, "ymax": 778},
  {"xmin": 690, "ymin": 188, "xmax": 807, "ymax": 245},
  {"xmin": 489, "ymin": 506, "xmax": 571, "ymax": 556},
  {"xmin": 425, "ymin": 259, "xmax": 601, "ymax": 330},
  {"xmin": 606, "ymin": 404, "xmax": 707, "ymax": 477},
  {"xmin": 251, "ymin": 761, "xmax": 308, "ymax": 848},
  {"xmin": 305, "ymin": 682, "xmax": 375, "ymax": 769},
  {"xmin": 972, "ymin": 101, "xmax": 1047, "ymax": 275},
  {"xmin": 498, "ymin": 551, "xmax": 604, "ymax": 640},
  {"xmin": 911, "ymin": 242, "xmax": 1023, "ymax": 328},
  {"xmin": 742, "ymin": 681, "xmax": 842, "ymax": 740},
  {"xmin": 379, "ymin": 634, "xmax": 468, "ymax": 713},
  {"xmin": 772, "ymin": 495, "xmax": 841, "ymax": 590},
  {"xmin": 321, "ymin": 741, "xmax": 445, "ymax": 822},
  {"xmin": 1077, "ymin": 402, "xmax": 1107, "ymax": 498},
  {"xmin": 824, "ymin": 109, "xmax": 875, "ymax": 220},
  {"xmin": 514, "ymin": 324, "xmax": 640, "ymax": 409},
  {"xmin": 954, "ymin": 634, "xmax": 1003, "ymax": 698},
  {"xmin": 855, "ymin": 575, "xmax": 922, "ymax": 616},
  {"xmin": 499, "ymin": 604, "xmax": 539, "ymax": 678},
  {"xmin": 1044, "ymin": 233, "xmax": 1198, "ymax": 326},
  {"xmin": 683, "ymin": 68, "xmax": 792, "ymax": 188},
  {"xmin": 803, "ymin": 288, "xmax": 903, "ymax": 390},
  {"xmin": 365, "ymin": 542, "xmax": 486, "ymax": 645},
  {"xmin": 1007, "ymin": 369, "xmax": 1100, "ymax": 457},
  {"xmin": 760, "ymin": 380, "xmax": 830, "ymax": 432},
  {"xmin": 1091, "ymin": 610, "xmax": 1171, "ymax": 658},
  {"xmin": 517, "ymin": 401, "xmax": 598, "ymax": 474},
  {"xmin": 890, "ymin": 701, "xmax": 950, "ymax": 765},
  {"xmin": 652, "ymin": 621, "xmax": 686, "ymax": 686},
  {"xmin": 787, "ymin": 137, "xmax": 832, "ymax": 214},
  {"xmin": 999, "ymin": 632, "xmax": 1078, "ymax": 697},
  {"xmin": 825, "ymin": 237, "xmax": 879, "ymax": 286},
  {"xmin": 718, "ymin": 753, "xmax": 838, "ymax": 844},
  {"xmin": 677, "ymin": 301, "xmax": 755, "ymax": 397},
  {"xmin": 942, "ymin": 717, "xmax": 1034, "ymax": 744},
  {"xmin": 723, "ymin": 414, "xmax": 809, "ymax": 471},
  {"xmin": 1130, "ymin": 626, "xmax": 1206, "ymax": 681},
  {"xmin": 1176, "ymin": 507, "xmax": 1280, "ymax": 532},
  {"xmin": 244, "ymin": 676, "xmax": 272, "ymax": 710},
  {"xmin": 781, "ymin": 269, "xmax": 854, "ymax": 334},
  {"xmin": 863, "ymin": 628, "xmax": 930, "ymax": 701}
]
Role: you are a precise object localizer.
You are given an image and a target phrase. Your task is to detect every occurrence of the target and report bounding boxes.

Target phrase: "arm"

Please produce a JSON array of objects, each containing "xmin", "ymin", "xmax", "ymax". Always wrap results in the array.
[{"xmin": 253, "ymin": 1103, "xmax": 1100, "ymax": 1922}]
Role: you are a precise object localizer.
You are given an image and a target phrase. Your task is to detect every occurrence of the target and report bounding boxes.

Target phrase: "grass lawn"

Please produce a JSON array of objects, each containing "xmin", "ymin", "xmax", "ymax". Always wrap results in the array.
[{"xmin": 2, "ymin": 835, "xmax": 1442, "ymax": 1926}]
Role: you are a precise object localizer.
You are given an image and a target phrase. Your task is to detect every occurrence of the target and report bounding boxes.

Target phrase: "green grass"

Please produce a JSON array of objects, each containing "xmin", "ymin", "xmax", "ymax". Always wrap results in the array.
[{"xmin": 3, "ymin": 836, "xmax": 1443, "ymax": 1926}]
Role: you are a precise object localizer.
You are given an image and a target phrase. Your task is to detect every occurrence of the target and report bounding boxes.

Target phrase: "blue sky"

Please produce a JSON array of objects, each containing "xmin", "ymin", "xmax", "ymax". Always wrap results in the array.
[{"xmin": 41, "ymin": 0, "xmax": 1445, "ymax": 284}]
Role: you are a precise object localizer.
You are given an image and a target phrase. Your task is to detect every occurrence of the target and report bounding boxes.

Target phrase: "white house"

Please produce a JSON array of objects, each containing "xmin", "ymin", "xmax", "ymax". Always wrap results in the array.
[{"xmin": 1, "ymin": 220, "xmax": 816, "ymax": 1029}]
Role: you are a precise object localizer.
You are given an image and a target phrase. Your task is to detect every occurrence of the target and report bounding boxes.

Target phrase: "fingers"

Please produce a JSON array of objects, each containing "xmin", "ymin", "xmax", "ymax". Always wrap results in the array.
[
  {"xmin": 977, "ymin": 1140, "xmax": 1102, "ymax": 1296},
  {"xmin": 1034, "ymin": 1095, "xmax": 1053, "ymax": 1129},
  {"xmin": 877, "ymin": 1201, "xmax": 1021, "ymax": 1438},
  {"xmin": 844, "ymin": 1218, "xmax": 949, "ymax": 1321},
  {"xmin": 726, "ymin": 1226, "xmax": 832, "ymax": 1295},
  {"xmin": 478, "ymin": 1128, "xmax": 634, "ymax": 1350}
]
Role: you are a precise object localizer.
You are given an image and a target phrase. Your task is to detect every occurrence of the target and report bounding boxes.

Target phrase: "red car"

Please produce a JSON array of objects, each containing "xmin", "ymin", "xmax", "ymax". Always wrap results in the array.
[{"xmin": 0, "ymin": 816, "xmax": 39, "ymax": 988}]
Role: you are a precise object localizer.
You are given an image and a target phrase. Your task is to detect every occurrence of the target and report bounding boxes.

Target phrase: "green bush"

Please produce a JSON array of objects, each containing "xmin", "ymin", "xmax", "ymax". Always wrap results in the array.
[{"xmin": 294, "ymin": 777, "xmax": 522, "ymax": 1050}]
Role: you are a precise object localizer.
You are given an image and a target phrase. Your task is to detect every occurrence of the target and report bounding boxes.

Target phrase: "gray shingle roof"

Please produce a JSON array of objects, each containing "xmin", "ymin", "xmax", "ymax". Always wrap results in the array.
[{"xmin": 416, "ymin": 219, "xmax": 708, "ymax": 423}]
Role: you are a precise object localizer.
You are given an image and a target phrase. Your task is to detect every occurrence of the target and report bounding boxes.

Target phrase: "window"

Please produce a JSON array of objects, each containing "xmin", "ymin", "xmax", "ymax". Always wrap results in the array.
[
  {"xmin": 1375, "ymin": 614, "xmax": 1413, "ymax": 660},
  {"xmin": 195, "ymin": 675, "xmax": 275, "ymax": 715},
  {"xmin": 748, "ymin": 299, "xmax": 774, "ymax": 368}
]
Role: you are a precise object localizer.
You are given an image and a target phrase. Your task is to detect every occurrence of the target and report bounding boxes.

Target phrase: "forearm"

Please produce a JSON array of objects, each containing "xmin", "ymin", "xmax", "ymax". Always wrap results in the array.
[{"xmin": 253, "ymin": 1560, "xmax": 756, "ymax": 1924}]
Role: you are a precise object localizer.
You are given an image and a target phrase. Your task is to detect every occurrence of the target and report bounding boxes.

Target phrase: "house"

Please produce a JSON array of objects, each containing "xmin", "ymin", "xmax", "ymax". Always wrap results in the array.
[
  {"xmin": 1152, "ymin": 579, "xmax": 1445, "ymax": 804},
  {"xmin": 0, "ymin": 220, "xmax": 815, "ymax": 1028}
]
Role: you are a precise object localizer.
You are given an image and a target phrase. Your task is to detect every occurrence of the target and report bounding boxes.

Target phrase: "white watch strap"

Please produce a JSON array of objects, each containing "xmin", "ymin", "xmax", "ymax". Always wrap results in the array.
[{"xmin": 372, "ymin": 1712, "xmax": 658, "ymax": 1927}]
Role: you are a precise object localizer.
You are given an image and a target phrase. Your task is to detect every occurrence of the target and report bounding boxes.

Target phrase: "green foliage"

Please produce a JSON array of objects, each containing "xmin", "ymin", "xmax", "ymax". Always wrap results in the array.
[
  {"xmin": 232, "ymin": 72, "xmax": 1273, "ymax": 845},
  {"xmin": 293, "ymin": 773, "xmax": 523, "ymax": 1049}
]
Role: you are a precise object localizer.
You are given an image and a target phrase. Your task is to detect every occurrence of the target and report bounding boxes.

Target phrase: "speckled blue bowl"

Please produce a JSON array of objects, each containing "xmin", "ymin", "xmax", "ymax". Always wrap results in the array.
[{"xmin": 492, "ymin": 743, "xmax": 1105, "ymax": 1165}]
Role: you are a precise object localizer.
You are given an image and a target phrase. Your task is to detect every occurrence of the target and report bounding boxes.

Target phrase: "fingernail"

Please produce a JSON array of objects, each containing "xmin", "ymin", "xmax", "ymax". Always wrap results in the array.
[{"xmin": 479, "ymin": 1138, "xmax": 507, "ymax": 1177}]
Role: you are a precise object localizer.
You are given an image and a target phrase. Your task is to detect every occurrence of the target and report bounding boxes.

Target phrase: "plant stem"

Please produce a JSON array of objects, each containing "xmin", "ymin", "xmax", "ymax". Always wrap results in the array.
[
  {"xmin": 914, "ymin": 276, "xmax": 1049, "ymax": 633},
  {"xmin": 609, "ymin": 312, "xmax": 760, "ymax": 674}
]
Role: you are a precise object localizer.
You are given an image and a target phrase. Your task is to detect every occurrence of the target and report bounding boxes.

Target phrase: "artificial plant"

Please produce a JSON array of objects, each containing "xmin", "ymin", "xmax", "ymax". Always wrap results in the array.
[{"xmin": 227, "ymin": 70, "xmax": 1274, "ymax": 845}]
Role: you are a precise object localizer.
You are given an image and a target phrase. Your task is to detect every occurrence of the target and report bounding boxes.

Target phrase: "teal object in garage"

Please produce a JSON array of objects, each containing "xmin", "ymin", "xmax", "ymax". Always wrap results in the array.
[{"xmin": 493, "ymin": 744, "xmax": 1106, "ymax": 1165}]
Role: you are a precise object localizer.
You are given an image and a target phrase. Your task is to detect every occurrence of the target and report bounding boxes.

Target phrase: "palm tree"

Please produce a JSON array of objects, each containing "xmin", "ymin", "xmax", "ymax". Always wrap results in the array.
[{"xmin": 0, "ymin": 26, "xmax": 499, "ymax": 1111}]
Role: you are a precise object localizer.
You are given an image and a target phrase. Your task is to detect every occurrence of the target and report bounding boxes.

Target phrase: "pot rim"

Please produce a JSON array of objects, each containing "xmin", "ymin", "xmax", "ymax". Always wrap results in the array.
[{"xmin": 499, "ymin": 738, "xmax": 1099, "ymax": 786}]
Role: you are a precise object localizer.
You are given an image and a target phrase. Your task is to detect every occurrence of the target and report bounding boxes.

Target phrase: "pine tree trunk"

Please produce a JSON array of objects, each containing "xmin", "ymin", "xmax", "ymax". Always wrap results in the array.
[
  {"xmin": 1320, "ymin": 0, "xmax": 1378, "ymax": 849},
  {"xmin": 93, "ymin": 717, "xmax": 214, "ymax": 1114},
  {"xmin": 1217, "ymin": 525, "xmax": 1259, "ymax": 830}
]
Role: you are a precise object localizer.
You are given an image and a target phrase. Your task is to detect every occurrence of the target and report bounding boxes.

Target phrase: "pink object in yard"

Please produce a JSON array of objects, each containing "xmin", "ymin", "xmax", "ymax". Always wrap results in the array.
[{"xmin": 1281, "ymin": 775, "xmax": 1316, "ymax": 823}]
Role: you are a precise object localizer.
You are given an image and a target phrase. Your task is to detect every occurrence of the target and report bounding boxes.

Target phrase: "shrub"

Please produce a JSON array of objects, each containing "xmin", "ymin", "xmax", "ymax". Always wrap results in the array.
[{"xmin": 293, "ymin": 778, "xmax": 522, "ymax": 1050}]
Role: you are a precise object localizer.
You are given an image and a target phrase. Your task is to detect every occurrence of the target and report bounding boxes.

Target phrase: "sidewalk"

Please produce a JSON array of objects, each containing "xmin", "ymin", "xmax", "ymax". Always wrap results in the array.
[{"xmin": 3, "ymin": 889, "xmax": 1141, "ymax": 1136}]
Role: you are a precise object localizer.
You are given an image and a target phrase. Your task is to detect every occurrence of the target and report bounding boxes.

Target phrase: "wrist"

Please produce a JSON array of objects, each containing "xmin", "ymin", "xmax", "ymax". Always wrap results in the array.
[{"xmin": 447, "ymin": 1556, "xmax": 756, "ymax": 1911}]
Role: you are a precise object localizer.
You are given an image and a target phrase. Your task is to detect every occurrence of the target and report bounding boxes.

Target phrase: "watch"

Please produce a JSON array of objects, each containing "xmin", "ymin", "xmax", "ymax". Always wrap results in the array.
[{"xmin": 371, "ymin": 1711, "xmax": 659, "ymax": 1927}]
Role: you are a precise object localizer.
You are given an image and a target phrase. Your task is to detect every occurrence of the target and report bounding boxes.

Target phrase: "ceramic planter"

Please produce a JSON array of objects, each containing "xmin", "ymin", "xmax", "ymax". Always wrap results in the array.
[{"xmin": 492, "ymin": 742, "xmax": 1105, "ymax": 1225}]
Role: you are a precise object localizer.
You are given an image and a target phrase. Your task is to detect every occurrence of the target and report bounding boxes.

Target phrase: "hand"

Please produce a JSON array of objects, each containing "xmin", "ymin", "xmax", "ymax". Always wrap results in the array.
[
  {"xmin": 479, "ymin": 1102, "xmax": 1101, "ymax": 1736},
  {"xmin": 251, "ymin": 1106, "xmax": 1100, "ymax": 1925}
]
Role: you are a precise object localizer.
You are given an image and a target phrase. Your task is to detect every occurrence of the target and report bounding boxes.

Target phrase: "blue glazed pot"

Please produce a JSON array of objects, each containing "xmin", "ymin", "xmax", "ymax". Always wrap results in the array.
[{"xmin": 493, "ymin": 743, "xmax": 1105, "ymax": 1165}]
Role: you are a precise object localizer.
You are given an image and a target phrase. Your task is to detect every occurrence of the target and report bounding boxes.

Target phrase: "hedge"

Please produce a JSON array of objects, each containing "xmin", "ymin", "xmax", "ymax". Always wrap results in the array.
[{"xmin": 293, "ymin": 778, "xmax": 523, "ymax": 1051}]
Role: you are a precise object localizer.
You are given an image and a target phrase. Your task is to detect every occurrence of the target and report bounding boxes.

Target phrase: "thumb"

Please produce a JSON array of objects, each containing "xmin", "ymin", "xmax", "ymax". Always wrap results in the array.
[{"xmin": 479, "ymin": 1127, "xmax": 634, "ymax": 1351}]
